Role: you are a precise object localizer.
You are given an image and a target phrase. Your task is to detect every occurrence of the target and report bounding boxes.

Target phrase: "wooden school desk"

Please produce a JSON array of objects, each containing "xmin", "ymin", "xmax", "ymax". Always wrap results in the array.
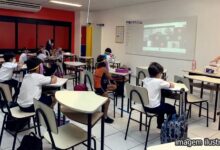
[
  {"xmin": 63, "ymin": 52, "xmax": 77, "ymax": 61},
  {"xmin": 183, "ymin": 69, "xmax": 220, "ymax": 78},
  {"xmin": 55, "ymin": 91, "xmax": 107, "ymax": 150},
  {"xmin": 64, "ymin": 61, "xmax": 86, "ymax": 85},
  {"xmin": 184, "ymin": 75, "xmax": 220, "ymax": 122},
  {"xmin": 44, "ymin": 78, "xmax": 68, "ymax": 126},
  {"xmin": 109, "ymin": 68, "xmax": 131, "ymax": 117},
  {"xmin": 79, "ymin": 56, "xmax": 94, "ymax": 71}
]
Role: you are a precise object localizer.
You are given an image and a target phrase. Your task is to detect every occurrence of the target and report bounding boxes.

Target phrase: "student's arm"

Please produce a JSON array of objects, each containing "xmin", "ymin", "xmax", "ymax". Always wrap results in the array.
[
  {"xmin": 51, "ymin": 75, "xmax": 57, "ymax": 84},
  {"xmin": 103, "ymin": 68, "xmax": 112, "ymax": 80},
  {"xmin": 210, "ymin": 56, "xmax": 220, "ymax": 63},
  {"xmin": 160, "ymin": 79, "xmax": 174, "ymax": 88}
]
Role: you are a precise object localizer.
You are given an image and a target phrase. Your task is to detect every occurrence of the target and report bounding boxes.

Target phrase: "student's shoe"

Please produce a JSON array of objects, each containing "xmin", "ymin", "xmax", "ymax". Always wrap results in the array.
[
  {"xmin": 157, "ymin": 126, "xmax": 161, "ymax": 129},
  {"xmin": 104, "ymin": 117, "xmax": 114, "ymax": 124}
]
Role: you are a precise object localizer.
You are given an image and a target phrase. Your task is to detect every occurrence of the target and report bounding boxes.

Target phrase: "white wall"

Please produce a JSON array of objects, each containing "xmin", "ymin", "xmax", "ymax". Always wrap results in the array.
[{"xmin": 89, "ymin": 0, "xmax": 220, "ymax": 80}]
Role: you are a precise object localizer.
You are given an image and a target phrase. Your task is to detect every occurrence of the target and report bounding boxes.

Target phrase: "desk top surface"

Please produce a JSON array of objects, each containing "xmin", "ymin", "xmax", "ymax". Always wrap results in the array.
[
  {"xmin": 55, "ymin": 91, "xmax": 108, "ymax": 113},
  {"xmin": 137, "ymin": 66, "xmax": 167, "ymax": 73},
  {"xmin": 183, "ymin": 69, "xmax": 220, "ymax": 78},
  {"xmin": 169, "ymin": 82, "xmax": 189, "ymax": 92},
  {"xmin": 109, "ymin": 68, "xmax": 131, "ymax": 76},
  {"xmin": 45, "ymin": 78, "xmax": 68, "ymax": 87},
  {"xmin": 64, "ymin": 61, "xmax": 86, "ymax": 66},
  {"xmin": 79, "ymin": 56, "xmax": 94, "ymax": 59},
  {"xmin": 184, "ymin": 74, "xmax": 220, "ymax": 84},
  {"xmin": 63, "ymin": 52, "xmax": 76, "ymax": 56}
]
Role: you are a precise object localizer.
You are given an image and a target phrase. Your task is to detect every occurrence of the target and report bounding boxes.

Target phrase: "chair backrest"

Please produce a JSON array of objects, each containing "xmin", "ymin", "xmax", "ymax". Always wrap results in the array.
[
  {"xmin": 136, "ymin": 67, "xmax": 149, "ymax": 85},
  {"xmin": 174, "ymin": 75, "xmax": 190, "ymax": 89},
  {"xmin": 125, "ymin": 83, "xmax": 149, "ymax": 107},
  {"xmin": 34, "ymin": 100, "xmax": 58, "ymax": 134},
  {"xmin": 84, "ymin": 70, "xmax": 94, "ymax": 91},
  {"xmin": 0, "ymin": 83, "xmax": 13, "ymax": 103}
]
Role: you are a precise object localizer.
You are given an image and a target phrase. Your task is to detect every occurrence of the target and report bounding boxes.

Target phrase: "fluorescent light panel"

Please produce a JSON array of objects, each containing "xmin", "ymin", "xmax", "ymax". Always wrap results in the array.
[{"xmin": 50, "ymin": 0, "xmax": 82, "ymax": 7}]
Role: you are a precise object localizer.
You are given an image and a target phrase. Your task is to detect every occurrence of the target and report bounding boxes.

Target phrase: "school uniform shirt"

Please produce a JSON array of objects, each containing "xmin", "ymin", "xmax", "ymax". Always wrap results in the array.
[
  {"xmin": 0, "ymin": 62, "xmax": 17, "ymax": 82},
  {"xmin": 17, "ymin": 73, "xmax": 51, "ymax": 107},
  {"xmin": 142, "ymin": 77, "xmax": 170, "ymax": 108},
  {"xmin": 19, "ymin": 53, "xmax": 27, "ymax": 63},
  {"xmin": 37, "ymin": 53, "xmax": 47, "ymax": 61}
]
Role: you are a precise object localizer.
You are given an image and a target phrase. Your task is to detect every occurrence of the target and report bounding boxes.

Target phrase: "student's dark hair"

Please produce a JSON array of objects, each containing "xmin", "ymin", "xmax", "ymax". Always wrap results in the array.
[
  {"xmin": 105, "ymin": 48, "xmax": 112, "ymax": 54},
  {"xmin": 96, "ymin": 55, "xmax": 106, "ymax": 68},
  {"xmin": 148, "ymin": 62, "xmax": 164, "ymax": 78},
  {"xmin": 96, "ymin": 62, "xmax": 106, "ymax": 69},
  {"xmin": 3, "ymin": 52, "xmax": 15, "ymax": 62}
]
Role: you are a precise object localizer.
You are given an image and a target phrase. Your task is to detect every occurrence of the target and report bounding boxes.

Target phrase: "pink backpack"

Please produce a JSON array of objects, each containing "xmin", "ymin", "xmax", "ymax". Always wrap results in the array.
[
  {"xmin": 74, "ymin": 84, "xmax": 88, "ymax": 91},
  {"xmin": 115, "ymin": 68, "xmax": 129, "ymax": 73}
]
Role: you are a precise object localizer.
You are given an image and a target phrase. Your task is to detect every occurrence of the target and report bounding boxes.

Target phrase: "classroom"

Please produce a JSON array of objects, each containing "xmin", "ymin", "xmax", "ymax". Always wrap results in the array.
[{"xmin": 0, "ymin": 0, "xmax": 220, "ymax": 150}]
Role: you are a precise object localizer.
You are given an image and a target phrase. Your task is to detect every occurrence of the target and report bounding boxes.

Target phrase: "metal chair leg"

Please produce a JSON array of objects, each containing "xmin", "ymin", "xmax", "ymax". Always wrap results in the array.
[
  {"xmin": 144, "ymin": 116, "xmax": 153, "ymax": 150},
  {"xmin": 187, "ymin": 104, "xmax": 191, "ymax": 119},
  {"xmin": 206, "ymin": 102, "xmax": 209, "ymax": 127},
  {"xmin": 92, "ymin": 137, "xmax": 96, "ymax": 150},
  {"xmin": 12, "ymin": 132, "xmax": 17, "ymax": 150},
  {"xmin": 113, "ymin": 95, "xmax": 116, "ymax": 118},
  {"xmin": 139, "ymin": 112, "xmax": 142, "ymax": 131},
  {"xmin": 199, "ymin": 102, "xmax": 202, "ymax": 117},
  {"xmin": 0, "ymin": 115, "xmax": 6, "ymax": 145},
  {"xmin": 125, "ymin": 110, "xmax": 132, "ymax": 140},
  {"xmin": 32, "ymin": 117, "xmax": 37, "ymax": 134}
]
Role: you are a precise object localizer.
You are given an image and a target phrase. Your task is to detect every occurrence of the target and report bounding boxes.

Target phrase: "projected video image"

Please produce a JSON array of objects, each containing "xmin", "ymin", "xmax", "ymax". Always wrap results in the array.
[{"xmin": 143, "ymin": 22, "xmax": 187, "ymax": 53}]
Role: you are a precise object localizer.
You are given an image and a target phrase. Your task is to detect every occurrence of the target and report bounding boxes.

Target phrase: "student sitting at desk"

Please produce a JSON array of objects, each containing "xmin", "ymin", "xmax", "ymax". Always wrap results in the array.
[
  {"xmin": 104, "ymin": 48, "xmax": 114, "ymax": 70},
  {"xmin": 0, "ymin": 52, "xmax": 22, "ymax": 100},
  {"xmin": 142, "ymin": 62, "xmax": 176, "ymax": 129},
  {"xmin": 17, "ymin": 57, "xmax": 57, "ymax": 112},
  {"xmin": 19, "ymin": 48, "xmax": 29, "ymax": 64},
  {"xmin": 94, "ymin": 55, "xmax": 117, "ymax": 123}
]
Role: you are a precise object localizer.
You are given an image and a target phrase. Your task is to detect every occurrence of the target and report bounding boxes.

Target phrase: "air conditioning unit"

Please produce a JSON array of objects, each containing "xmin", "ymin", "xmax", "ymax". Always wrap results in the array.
[{"xmin": 0, "ymin": 0, "xmax": 42, "ymax": 12}]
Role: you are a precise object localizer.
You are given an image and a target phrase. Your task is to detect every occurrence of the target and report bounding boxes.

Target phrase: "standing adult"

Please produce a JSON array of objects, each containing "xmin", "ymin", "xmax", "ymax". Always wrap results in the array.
[{"xmin": 45, "ymin": 39, "xmax": 54, "ymax": 54}]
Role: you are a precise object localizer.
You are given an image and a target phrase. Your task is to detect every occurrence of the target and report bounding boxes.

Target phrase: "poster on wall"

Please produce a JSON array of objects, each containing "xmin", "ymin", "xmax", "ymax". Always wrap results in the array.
[{"xmin": 115, "ymin": 26, "xmax": 124, "ymax": 43}]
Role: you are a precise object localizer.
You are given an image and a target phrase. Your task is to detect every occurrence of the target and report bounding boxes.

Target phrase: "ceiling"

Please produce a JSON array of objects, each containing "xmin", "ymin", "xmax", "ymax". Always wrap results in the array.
[{"xmin": 18, "ymin": 0, "xmax": 166, "ymax": 11}]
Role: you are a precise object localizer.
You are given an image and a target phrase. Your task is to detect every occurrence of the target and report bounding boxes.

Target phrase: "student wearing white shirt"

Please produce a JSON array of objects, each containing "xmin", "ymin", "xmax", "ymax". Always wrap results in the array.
[
  {"xmin": 17, "ymin": 57, "xmax": 57, "ymax": 112},
  {"xmin": 19, "ymin": 48, "xmax": 28, "ymax": 63},
  {"xmin": 104, "ymin": 48, "xmax": 113, "ymax": 70},
  {"xmin": 37, "ymin": 47, "xmax": 47, "ymax": 62},
  {"xmin": 142, "ymin": 62, "xmax": 176, "ymax": 129},
  {"xmin": 0, "ymin": 52, "xmax": 22, "ymax": 100}
]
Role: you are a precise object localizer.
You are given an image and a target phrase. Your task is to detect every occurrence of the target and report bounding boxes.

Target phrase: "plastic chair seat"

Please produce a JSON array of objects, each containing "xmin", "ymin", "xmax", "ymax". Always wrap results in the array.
[
  {"xmin": 187, "ymin": 94, "xmax": 208, "ymax": 103},
  {"xmin": 44, "ymin": 123, "xmax": 90, "ymax": 150},
  {"xmin": 10, "ymin": 106, "xmax": 35, "ymax": 119},
  {"xmin": 132, "ymin": 104, "xmax": 157, "ymax": 116},
  {"xmin": 61, "ymin": 106, "xmax": 103, "ymax": 125}
]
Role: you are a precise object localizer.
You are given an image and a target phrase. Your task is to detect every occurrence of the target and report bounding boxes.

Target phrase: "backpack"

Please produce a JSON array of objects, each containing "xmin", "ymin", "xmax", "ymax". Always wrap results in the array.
[
  {"xmin": 6, "ymin": 114, "xmax": 30, "ymax": 132},
  {"xmin": 17, "ymin": 132, "xmax": 43, "ymax": 150},
  {"xmin": 160, "ymin": 89, "xmax": 188, "ymax": 143},
  {"xmin": 74, "ymin": 84, "xmax": 88, "ymax": 91}
]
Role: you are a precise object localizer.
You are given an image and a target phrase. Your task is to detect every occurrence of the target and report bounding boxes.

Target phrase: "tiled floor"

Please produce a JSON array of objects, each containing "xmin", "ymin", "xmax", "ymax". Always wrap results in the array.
[{"xmin": 1, "ymin": 77, "xmax": 220, "ymax": 150}]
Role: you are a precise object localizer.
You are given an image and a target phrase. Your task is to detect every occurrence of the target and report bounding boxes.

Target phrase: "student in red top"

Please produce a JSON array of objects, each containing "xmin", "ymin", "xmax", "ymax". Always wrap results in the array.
[{"xmin": 94, "ymin": 55, "xmax": 116, "ymax": 123}]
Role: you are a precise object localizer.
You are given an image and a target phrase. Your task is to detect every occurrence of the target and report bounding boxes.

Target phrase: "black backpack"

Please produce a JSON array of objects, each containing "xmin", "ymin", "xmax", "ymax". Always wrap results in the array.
[
  {"xmin": 17, "ymin": 132, "xmax": 43, "ymax": 150},
  {"xmin": 5, "ymin": 114, "xmax": 30, "ymax": 132}
]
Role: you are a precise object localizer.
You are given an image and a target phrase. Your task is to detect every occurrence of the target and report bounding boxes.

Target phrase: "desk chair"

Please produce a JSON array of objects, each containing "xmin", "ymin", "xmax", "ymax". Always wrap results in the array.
[
  {"xmin": 124, "ymin": 83, "xmax": 157, "ymax": 150},
  {"xmin": 84, "ymin": 70, "xmax": 118, "ymax": 117},
  {"xmin": 136, "ymin": 67, "xmax": 148, "ymax": 86},
  {"xmin": 174, "ymin": 75, "xmax": 209, "ymax": 127},
  {"xmin": 34, "ymin": 100, "xmax": 96, "ymax": 150},
  {"xmin": 0, "ymin": 83, "xmax": 36, "ymax": 150},
  {"xmin": 84, "ymin": 70, "xmax": 94, "ymax": 91}
]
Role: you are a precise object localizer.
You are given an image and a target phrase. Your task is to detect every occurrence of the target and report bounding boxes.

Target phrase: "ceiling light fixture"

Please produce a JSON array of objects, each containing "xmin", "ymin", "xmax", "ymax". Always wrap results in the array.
[{"xmin": 50, "ymin": 0, "xmax": 82, "ymax": 7}]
